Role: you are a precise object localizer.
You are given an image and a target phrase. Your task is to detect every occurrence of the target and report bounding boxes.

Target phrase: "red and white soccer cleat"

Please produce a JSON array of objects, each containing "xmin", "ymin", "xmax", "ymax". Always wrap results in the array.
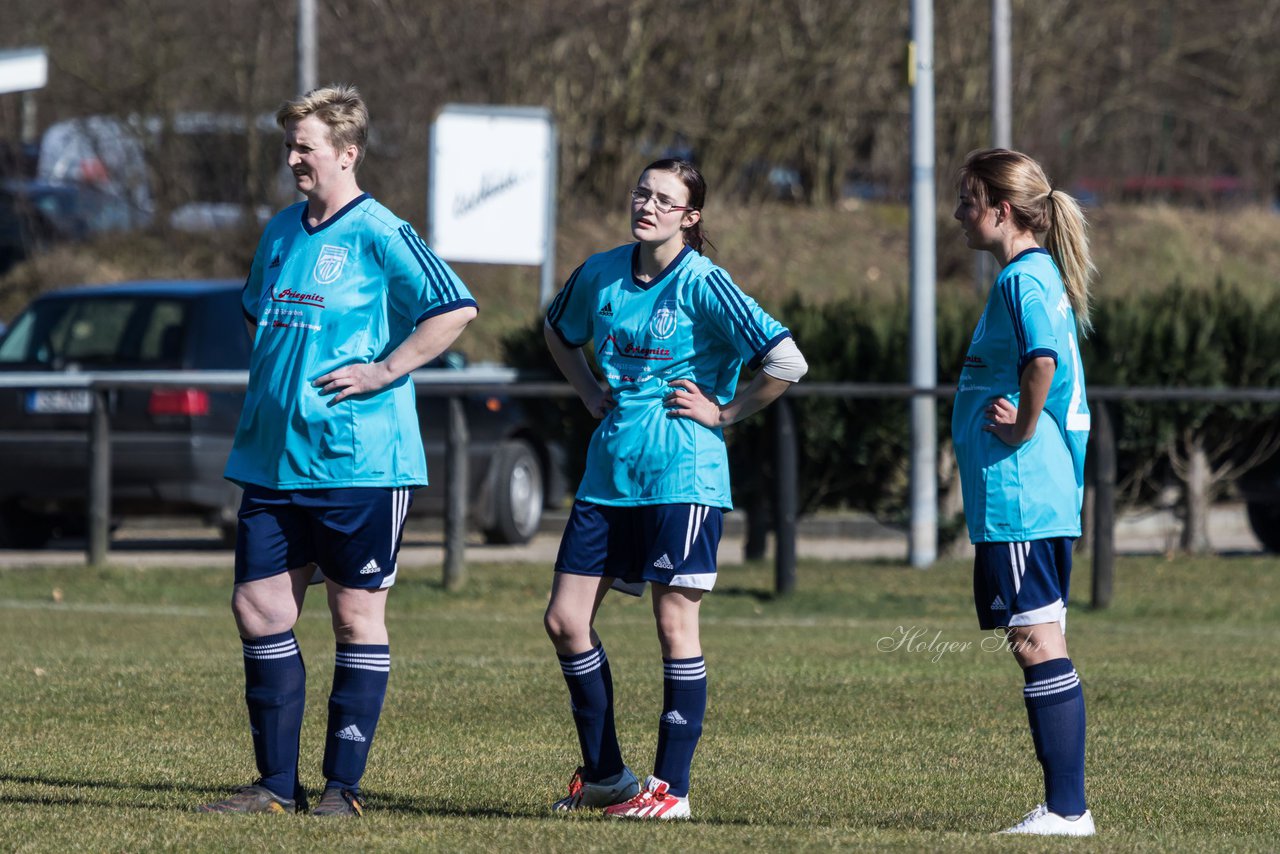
[{"xmin": 602, "ymin": 775, "xmax": 691, "ymax": 820}]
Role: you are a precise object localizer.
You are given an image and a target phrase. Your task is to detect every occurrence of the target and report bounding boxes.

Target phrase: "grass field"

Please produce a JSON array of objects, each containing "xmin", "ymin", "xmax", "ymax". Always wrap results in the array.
[{"xmin": 2, "ymin": 554, "xmax": 1278, "ymax": 852}]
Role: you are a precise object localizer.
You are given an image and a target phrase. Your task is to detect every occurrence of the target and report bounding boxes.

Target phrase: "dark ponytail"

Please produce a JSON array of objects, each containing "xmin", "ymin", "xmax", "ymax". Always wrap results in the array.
[{"xmin": 641, "ymin": 158, "xmax": 715, "ymax": 254}]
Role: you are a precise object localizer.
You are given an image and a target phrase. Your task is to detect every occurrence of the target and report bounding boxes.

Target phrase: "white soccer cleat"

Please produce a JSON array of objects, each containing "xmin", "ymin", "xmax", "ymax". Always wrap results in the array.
[
  {"xmin": 551, "ymin": 766, "xmax": 640, "ymax": 812},
  {"xmin": 603, "ymin": 775, "xmax": 691, "ymax": 820},
  {"xmin": 999, "ymin": 804, "xmax": 1096, "ymax": 836}
]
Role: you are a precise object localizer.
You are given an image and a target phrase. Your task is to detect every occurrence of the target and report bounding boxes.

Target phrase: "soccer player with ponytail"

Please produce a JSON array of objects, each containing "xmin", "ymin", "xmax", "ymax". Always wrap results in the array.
[
  {"xmin": 542, "ymin": 159, "xmax": 807, "ymax": 820},
  {"xmin": 952, "ymin": 148, "xmax": 1097, "ymax": 836}
]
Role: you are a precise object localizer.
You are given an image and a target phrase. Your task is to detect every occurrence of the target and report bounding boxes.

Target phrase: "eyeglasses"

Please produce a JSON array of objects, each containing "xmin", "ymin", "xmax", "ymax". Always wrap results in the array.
[{"xmin": 630, "ymin": 188, "xmax": 696, "ymax": 215}]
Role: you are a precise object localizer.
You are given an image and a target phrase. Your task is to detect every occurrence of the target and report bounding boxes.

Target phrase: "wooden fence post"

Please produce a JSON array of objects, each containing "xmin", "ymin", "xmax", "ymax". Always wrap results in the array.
[
  {"xmin": 774, "ymin": 397, "xmax": 798, "ymax": 595},
  {"xmin": 1091, "ymin": 401, "xmax": 1116, "ymax": 609},
  {"xmin": 88, "ymin": 387, "xmax": 111, "ymax": 566},
  {"xmin": 443, "ymin": 395, "xmax": 469, "ymax": 590}
]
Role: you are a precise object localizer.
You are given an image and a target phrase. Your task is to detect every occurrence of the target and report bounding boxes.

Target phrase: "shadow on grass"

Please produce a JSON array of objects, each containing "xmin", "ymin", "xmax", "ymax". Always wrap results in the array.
[
  {"xmin": 0, "ymin": 775, "xmax": 970, "ymax": 830},
  {"xmin": 0, "ymin": 775, "xmax": 549, "ymax": 820},
  {"xmin": 0, "ymin": 773, "xmax": 219, "ymax": 810},
  {"xmin": 713, "ymin": 586, "xmax": 777, "ymax": 603},
  {"xmin": 1, "ymin": 773, "xmax": 212, "ymax": 795}
]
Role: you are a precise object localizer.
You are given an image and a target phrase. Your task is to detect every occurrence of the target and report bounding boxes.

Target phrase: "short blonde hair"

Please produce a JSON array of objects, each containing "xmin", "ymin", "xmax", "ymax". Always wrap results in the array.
[{"xmin": 276, "ymin": 84, "xmax": 368, "ymax": 169}]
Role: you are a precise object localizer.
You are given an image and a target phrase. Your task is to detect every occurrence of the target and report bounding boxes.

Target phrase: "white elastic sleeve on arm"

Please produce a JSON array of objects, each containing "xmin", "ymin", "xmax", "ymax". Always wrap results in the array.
[{"xmin": 759, "ymin": 336, "xmax": 808, "ymax": 383}]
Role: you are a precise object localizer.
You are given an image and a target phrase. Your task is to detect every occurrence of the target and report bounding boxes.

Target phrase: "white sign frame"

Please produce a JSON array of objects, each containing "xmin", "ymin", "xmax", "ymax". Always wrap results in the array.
[{"xmin": 428, "ymin": 104, "xmax": 558, "ymax": 304}]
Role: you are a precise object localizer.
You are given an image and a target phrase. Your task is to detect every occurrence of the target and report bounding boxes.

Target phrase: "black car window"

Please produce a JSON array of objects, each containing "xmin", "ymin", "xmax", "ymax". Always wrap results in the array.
[{"xmin": 0, "ymin": 296, "xmax": 189, "ymax": 368}]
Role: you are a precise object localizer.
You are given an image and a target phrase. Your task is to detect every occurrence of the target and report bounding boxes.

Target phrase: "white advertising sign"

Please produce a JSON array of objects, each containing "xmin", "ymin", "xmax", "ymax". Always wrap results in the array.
[
  {"xmin": 428, "ymin": 105, "xmax": 555, "ymax": 267},
  {"xmin": 0, "ymin": 48, "xmax": 48, "ymax": 95}
]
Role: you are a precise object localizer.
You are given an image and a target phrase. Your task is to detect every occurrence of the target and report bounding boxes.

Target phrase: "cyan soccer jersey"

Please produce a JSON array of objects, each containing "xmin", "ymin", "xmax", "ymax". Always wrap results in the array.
[
  {"xmin": 547, "ymin": 244, "xmax": 791, "ymax": 508},
  {"xmin": 952, "ymin": 248, "xmax": 1090, "ymax": 542},
  {"xmin": 225, "ymin": 194, "xmax": 476, "ymax": 490}
]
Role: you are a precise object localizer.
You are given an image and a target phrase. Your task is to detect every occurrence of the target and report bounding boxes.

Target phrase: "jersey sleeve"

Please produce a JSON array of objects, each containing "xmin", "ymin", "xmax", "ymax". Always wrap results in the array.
[
  {"xmin": 544, "ymin": 263, "xmax": 592, "ymax": 348},
  {"xmin": 693, "ymin": 267, "xmax": 791, "ymax": 369},
  {"xmin": 1001, "ymin": 273, "xmax": 1059, "ymax": 375},
  {"xmin": 241, "ymin": 232, "xmax": 269, "ymax": 323},
  {"xmin": 383, "ymin": 223, "xmax": 478, "ymax": 323}
]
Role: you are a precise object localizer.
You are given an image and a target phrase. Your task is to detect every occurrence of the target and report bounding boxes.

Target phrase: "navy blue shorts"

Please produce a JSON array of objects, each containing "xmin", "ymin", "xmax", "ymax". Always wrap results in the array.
[
  {"xmin": 973, "ymin": 538, "xmax": 1074, "ymax": 631},
  {"xmin": 233, "ymin": 484, "xmax": 414, "ymax": 590},
  {"xmin": 554, "ymin": 501, "xmax": 724, "ymax": 596}
]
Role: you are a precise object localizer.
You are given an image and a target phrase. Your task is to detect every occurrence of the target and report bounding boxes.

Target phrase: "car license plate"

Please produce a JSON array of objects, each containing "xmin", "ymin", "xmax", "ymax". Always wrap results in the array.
[{"xmin": 26, "ymin": 389, "xmax": 93, "ymax": 414}]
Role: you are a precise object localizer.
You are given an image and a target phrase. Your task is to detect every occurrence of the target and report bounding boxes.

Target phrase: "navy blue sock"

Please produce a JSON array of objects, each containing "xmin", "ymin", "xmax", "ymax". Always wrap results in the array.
[
  {"xmin": 1023, "ymin": 658, "xmax": 1087, "ymax": 817},
  {"xmin": 321, "ymin": 643, "xmax": 390, "ymax": 791},
  {"xmin": 653, "ymin": 656, "xmax": 707, "ymax": 798},
  {"xmin": 558, "ymin": 644, "xmax": 624, "ymax": 782},
  {"xmin": 242, "ymin": 630, "xmax": 306, "ymax": 800}
]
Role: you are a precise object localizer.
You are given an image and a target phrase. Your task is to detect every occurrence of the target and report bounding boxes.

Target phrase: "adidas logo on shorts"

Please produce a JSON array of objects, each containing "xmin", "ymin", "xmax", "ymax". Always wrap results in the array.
[
  {"xmin": 991, "ymin": 595, "xmax": 1007, "ymax": 611},
  {"xmin": 653, "ymin": 553, "xmax": 674, "ymax": 570},
  {"xmin": 359, "ymin": 559, "xmax": 381, "ymax": 575}
]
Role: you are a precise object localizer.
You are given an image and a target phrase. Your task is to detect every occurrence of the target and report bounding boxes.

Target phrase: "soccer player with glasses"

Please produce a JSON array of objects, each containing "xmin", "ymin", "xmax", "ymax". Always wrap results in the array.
[
  {"xmin": 952, "ymin": 148, "xmax": 1097, "ymax": 836},
  {"xmin": 198, "ymin": 85, "xmax": 477, "ymax": 818},
  {"xmin": 542, "ymin": 159, "xmax": 808, "ymax": 820}
]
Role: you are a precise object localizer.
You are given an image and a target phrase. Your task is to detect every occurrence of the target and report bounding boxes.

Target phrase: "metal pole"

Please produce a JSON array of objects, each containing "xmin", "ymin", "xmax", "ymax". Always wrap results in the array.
[
  {"xmin": 443, "ymin": 395, "xmax": 469, "ymax": 590},
  {"xmin": 21, "ymin": 91, "xmax": 37, "ymax": 145},
  {"xmin": 991, "ymin": 0, "xmax": 1012, "ymax": 149},
  {"xmin": 88, "ymin": 388, "xmax": 111, "ymax": 566},
  {"xmin": 975, "ymin": 0, "xmax": 1011, "ymax": 293},
  {"xmin": 909, "ymin": 0, "xmax": 938, "ymax": 568},
  {"xmin": 1091, "ymin": 402, "xmax": 1116, "ymax": 609},
  {"xmin": 297, "ymin": 0, "xmax": 317, "ymax": 94},
  {"xmin": 773, "ymin": 397, "xmax": 798, "ymax": 595}
]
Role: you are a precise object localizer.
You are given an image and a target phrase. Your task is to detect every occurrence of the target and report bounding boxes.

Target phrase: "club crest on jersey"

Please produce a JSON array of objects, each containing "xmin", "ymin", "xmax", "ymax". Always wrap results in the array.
[
  {"xmin": 313, "ymin": 245, "xmax": 349, "ymax": 285},
  {"xmin": 970, "ymin": 309, "xmax": 988, "ymax": 344},
  {"xmin": 649, "ymin": 301, "xmax": 678, "ymax": 340}
]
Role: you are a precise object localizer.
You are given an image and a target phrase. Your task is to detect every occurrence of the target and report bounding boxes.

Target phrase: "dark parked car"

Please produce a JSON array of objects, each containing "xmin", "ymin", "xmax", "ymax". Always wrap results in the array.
[
  {"xmin": 0, "ymin": 179, "xmax": 135, "ymax": 274},
  {"xmin": 1237, "ymin": 464, "xmax": 1280, "ymax": 553},
  {"xmin": 0, "ymin": 280, "xmax": 564, "ymax": 548}
]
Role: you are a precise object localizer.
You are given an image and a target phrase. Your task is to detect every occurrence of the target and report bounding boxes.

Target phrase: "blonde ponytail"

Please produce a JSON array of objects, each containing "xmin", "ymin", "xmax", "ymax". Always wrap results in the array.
[
  {"xmin": 1044, "ymin": 189, "xmax": 1096, "ymax": 334},
  {"xmin": 959, "ymin": 149, "xmax": 1097, "ymax": 334}
]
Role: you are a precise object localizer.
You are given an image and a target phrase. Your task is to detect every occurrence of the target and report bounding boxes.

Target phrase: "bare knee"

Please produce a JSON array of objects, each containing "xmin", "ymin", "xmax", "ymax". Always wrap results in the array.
[
  {"xmin": 544, "ymin": 606, "xmax": 592, "ymax": 653},
  {"xmin": 329, "ymin": 612, "xmax": 385, "ymax": 645},
  {"xmin": 327, "ymin": 585, "xmax": 388, "ymax": 645},
  {"xmin": 1007, "ymin": 624, "xmax": 1068, "ymax": 668},
  {"xmin": 231, "ymin": 587, "xmax": 297, "ymax": 638},
  {"xmin": 655, "ymin": 612, "xmax": 700, "ymax": 659},
  {"xmin": 653, "ymin": 587, "xmax": 702, "ymax": 659}
]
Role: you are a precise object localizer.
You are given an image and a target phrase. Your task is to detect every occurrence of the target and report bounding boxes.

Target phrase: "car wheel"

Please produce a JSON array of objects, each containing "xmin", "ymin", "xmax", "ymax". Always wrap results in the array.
[
  {"xmin": 0, "ymin": 505, "xmax": 55, "ymax": 549},
  {"xmin": 1246, "ymin": 500, "xmax": 1280, "ymax": 552},
  {"xmin": 484, "ymin": 439, "xmax": 544, "ymax": 545}
]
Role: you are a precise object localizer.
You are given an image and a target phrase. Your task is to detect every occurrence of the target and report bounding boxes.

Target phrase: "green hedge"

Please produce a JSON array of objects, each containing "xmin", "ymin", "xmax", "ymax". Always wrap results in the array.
[{"xmin": 503, "ymin": 281, "xmax": 1280, "ymax": 520}]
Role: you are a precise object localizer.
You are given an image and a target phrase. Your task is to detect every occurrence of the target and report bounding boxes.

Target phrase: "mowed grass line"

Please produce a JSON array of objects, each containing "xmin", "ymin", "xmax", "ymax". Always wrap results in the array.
[{"xmin": 1, "ymin": 556, "xmax": 1277, "ymax": 852}]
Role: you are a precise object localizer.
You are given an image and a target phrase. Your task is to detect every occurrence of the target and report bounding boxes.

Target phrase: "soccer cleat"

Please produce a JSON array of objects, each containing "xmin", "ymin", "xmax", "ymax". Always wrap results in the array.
[
  {"xmin": 551, "ymin": 765, "xmax": 640, "ymax": 812},
  {"xmin": 603, "ymin": 775, "xmax": 691, "ymax": 820},
  {"xmin": 311, "ymin": 786, "xmax": 365, "ymax": 817},
  {"xmin": 196, "ymin": 782, "xmax": 307, "ymax": 814},
  {"xmin": 999, "ymin": 804, "xmax": 1096, "ymax": 836}
]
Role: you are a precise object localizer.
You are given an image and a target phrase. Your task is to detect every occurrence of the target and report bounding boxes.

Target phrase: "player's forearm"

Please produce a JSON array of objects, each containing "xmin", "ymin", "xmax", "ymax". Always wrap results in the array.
[
  {"xmin": 1013, "ymin": 356, "xmax": 1055, "ymax": 442},
  {"xmin": 380, "ymin": 306, "xmax": 477, "ymax": 380},
  {"xmin": 544, "ymin": 322, "xmax": 604, "ymax": 404},
  {"xmin": 717, "ymin": 372, "xmax": 794, "ymax": 427}
]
